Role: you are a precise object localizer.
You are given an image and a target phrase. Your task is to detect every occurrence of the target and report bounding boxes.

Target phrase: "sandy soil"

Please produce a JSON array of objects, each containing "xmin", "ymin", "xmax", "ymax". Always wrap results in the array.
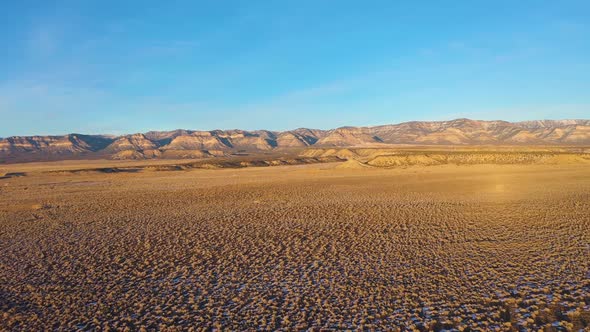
[{"xmin": 0, "ymin": 161, "xmax": 589, "ymax": 331}]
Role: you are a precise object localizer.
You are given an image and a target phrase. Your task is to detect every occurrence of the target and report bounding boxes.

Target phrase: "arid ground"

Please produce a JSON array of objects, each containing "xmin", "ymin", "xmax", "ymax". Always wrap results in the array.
[{"xmin": 1, "ymin": 157, "xmax": 589, "ymax": 331}]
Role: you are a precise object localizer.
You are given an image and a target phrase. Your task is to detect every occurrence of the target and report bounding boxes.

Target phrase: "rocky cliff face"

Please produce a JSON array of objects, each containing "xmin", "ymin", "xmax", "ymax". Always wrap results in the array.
[
  {"xmin": 276, "ymin": 132, "xmax": 313, "ymax": 147},
  {"xmin": 163, "ymin": 131, "xmax": 230, "ymax": 151},
  {"xmin": 370, "ymin": 119, "xmax": 590, "ymax": 145},
  {"xmin": 0, "ymin": 134, "xmax": 113, "ymax": 158},
  {"xmin": 316, "ymin": 127, "xmax": 382, "ymax": 146},
  {"xmin": 1, "ymin": 119, "xmax": 589, "ymax": 162},
  {"xmin": 104, "ymin": 134, "xmax": 157, "ymax": 152}
]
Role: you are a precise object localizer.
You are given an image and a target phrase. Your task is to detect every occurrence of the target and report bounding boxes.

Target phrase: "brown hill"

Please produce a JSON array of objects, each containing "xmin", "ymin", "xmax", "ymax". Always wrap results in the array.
[
  {"xmin": 219, "ymin": 130, "xmax": 277, "ymax": 151},
  {"xmin": 143, "ymin": 129, "xmax": 194, "ymax": 146},
  {"xmin": 104, "ymin": 133, "xmax": 157, "ymax": 152},
  {"xmin": 1, "ymin": 119, "xmax": 589, "ymax": 163},
  {"xmin": 276, "ymin": 132, "xmax": 312, "ymax": 147},
  {"xmin": 316, "ymin": 127, "xmax": 383, "ymax": 146},
  {"xmin": 162, "ymin": 131, "xmax": 230, "ymax": 151},
  {"xmin": 0, "ymin": 134, "xmax": 113, "ymax": 162},
  {"xmin": 0, "ymin": 134, "xmax": 112, "ymax": 154}
]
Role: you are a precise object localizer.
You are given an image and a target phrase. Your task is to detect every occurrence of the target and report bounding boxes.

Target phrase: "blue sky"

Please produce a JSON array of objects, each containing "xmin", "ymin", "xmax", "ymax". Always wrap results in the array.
[{"xmin": 1, "ymin": 1, "xmax": 589, "ymax": 136}]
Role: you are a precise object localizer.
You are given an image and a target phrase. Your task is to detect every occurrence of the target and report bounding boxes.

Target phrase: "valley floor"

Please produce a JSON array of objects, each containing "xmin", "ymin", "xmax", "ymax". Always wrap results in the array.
[{"xmin": 0, "ymin": 162, "xmax": 589, "ymax": 330}]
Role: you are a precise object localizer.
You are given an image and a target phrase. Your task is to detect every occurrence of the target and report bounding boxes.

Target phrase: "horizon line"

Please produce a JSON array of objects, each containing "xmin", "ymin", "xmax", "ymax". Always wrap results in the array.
[{"xmin": 2, "ymin": 117, "xmax": 589, "ymax": 138}]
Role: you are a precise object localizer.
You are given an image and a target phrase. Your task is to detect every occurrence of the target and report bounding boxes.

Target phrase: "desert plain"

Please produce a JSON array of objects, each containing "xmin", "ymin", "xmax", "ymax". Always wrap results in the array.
[{"xmin": 1, "ymin": 150, "xmax": 589, "ymax": 331}]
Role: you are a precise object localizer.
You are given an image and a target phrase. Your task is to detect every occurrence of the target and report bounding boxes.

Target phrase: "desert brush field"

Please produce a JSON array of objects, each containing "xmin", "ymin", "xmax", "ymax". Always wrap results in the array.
[{"xmin": 1, "ymin": 154, "xmax": 589, "ymax": 331}]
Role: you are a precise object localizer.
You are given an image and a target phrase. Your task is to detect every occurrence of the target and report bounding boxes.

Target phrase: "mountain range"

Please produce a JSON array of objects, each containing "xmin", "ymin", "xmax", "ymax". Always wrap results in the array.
[{"xmin": 2, "ymin": 119, "xmax": 589, "ymax": 163}]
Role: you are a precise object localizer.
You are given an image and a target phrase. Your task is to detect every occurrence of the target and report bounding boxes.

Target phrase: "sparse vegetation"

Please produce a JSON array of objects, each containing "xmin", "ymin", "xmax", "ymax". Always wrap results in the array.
[{"xmin": 0, "ymin": 159, "xmax": 589, "ymax": 330}]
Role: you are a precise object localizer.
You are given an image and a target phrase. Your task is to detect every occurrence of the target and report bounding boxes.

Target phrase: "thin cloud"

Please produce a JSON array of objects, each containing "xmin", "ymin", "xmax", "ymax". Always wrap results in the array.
[{"xmin": 27, "ymin": 24, "xmax": 60, "ymax": 57}]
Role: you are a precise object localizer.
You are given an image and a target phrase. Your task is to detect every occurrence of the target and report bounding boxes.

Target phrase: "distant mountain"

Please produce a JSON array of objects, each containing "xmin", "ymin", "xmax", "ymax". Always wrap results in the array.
[
  {"xmin": 316, "ymin": 127, "xmax": 382, "ymax": 146},
  {"xmin": 1, "ymin": 119, "xmax": 589, "ymax": 162},
  {"xmin": 0, "ymin": 134, "xmax": 113, "ymax": 153}
]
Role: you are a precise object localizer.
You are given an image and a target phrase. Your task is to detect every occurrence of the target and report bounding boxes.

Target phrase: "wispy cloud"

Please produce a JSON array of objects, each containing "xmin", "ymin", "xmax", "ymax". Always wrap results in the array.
[
  {"xmin": 27, "ymin": 23, "xmax": 61, "ymax": 57},
  {"xmin": 0, "ymin": 80, "xmax": 109, "ymax": 110},
  {"xmin": 0, "ymin": 80, "xmax": 114, "ymax": 135}
]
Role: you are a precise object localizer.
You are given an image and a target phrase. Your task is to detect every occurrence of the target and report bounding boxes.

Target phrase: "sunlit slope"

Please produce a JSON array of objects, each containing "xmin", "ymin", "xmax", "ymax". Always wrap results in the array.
[{"xmin": 2, "ymin": 119, "xmax": 590, "ymax": 162}]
